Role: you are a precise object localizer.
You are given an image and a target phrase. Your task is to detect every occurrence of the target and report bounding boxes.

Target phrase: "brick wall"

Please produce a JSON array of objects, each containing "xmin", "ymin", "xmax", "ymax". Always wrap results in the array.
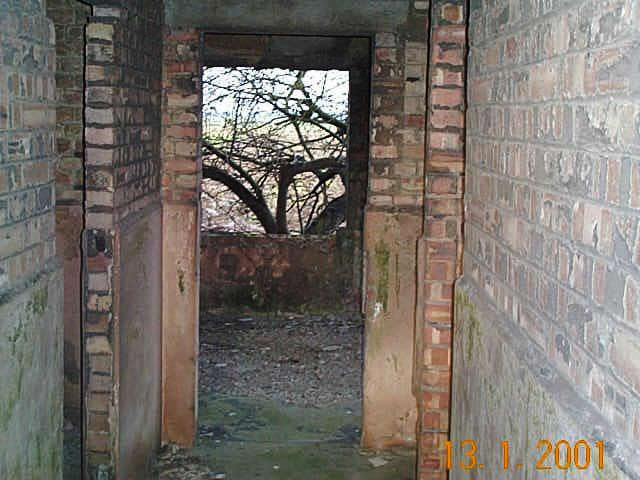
[
  {"xmin": 200, "ymin": 232, "xmax": 358, "ymax": 312},
  {"xmin": 47, "ymin": 0, "xmax": 91, "ymax": 424},
  {"xmin": 0, "ymin": 1, "xmax": 64, "ymax": 478},
  {"xmin": 83, "ymin": 1, "xmax": 164, "ymax": 477},
  {"xmin": 417, "ymin": 1, "xmax": 466, "ymax": 479},
  {"xmin": 453, "ymin": 0, "xmax": 640, "ymax": 478}
]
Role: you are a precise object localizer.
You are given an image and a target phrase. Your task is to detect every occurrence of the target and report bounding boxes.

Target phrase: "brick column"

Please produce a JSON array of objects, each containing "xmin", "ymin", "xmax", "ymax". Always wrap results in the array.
[
  {"xmin": 361, "ymin": 2, "xmax": 429, "ymax": 450},
  {"xmin": 83, "ymin": 11, "xmax": 122, "ymax": 476},
  {"xmin": 161, "ymin": 28, "xmax": 202, "ymax": 447},
  {"xmin": 83, "ymin": 2, "xmax": 164, "ymax": 476},
  {"xmin": 47, "ymin": 0, "xmax": 91, "ymax": 424},
  {"xmin": 417, "ymin": 1, "xmax": 466, "ymax": 479}
]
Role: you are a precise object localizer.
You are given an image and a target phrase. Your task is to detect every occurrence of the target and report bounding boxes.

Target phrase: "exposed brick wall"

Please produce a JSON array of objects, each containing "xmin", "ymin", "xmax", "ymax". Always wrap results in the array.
[
  {"xmin": 47, "ymin": 0, "xmax": 91, "ymax": 424},
  {"xmin": 200, "ymin": 232, "xmax": 358, "ymax": 312},
  {"xmin": 0, "ymin": 1, "xmax": 64, "ymax": 478},
  {"xmin": 161, "ymin": 29, "xmax": 201, "ymax": 206},
  {"xmin": 83, "ymin": 1, "xmax": 164, "ymax": 477},
  {"xmin": 417, "ymin": 1, "xmax": 467, "ymax": 479},
  {"xmin": 453, "ymin": 0, "xmax": 640, "ymax": 477}
]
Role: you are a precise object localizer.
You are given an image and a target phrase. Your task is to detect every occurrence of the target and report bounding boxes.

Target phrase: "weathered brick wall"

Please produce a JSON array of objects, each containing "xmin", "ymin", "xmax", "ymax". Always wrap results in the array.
[
  {"xmin": 453, "ymin": 0, "xmax": 640, "ymax": 478},
  {"xmin": 47, "ymin": 0, "xmax": 91, "ymax": 424},
  {"xmin": 417, "ymin": 1, "xmax": 466, "ymax": 479},
  {"xmin": 161, "ymin": 27, "xmax": 202, "ymax": 446},
  {"xmin": 200, "ymin": 231, "xmax": 358, "ymax": 312},
  {"xmin": 361, "ymin": 2, "xmax": 429, "ymax": 451},
  {"xmin": 0, "ymin": 1, "xmax": 64, "ymax": 478},
  {"xmin": 83, "ymin": 1, "xmax": 164, "ymax": 477}
]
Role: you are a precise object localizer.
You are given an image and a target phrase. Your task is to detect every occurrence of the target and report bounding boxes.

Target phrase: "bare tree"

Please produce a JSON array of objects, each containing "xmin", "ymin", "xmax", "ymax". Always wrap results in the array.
[{"xmin": 201, "ymin": 67, "xmax": 349, "ymax": 235}]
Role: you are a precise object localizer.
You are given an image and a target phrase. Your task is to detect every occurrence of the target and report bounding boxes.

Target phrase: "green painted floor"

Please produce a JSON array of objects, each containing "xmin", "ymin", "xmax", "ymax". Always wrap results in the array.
[{"xmin": 191, "ymin": 393, "xmax": 416, "ymax": 479}]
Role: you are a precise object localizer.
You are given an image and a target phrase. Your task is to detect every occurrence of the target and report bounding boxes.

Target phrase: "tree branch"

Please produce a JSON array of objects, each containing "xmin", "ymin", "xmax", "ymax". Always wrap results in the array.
[{"xmin": 202, "ymin": 165, "xmax": 279, "ymax": 234}]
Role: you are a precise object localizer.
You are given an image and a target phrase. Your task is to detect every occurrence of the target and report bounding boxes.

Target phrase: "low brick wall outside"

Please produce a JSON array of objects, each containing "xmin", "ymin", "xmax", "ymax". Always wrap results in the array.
[{"xmin": 200, "ymin": 231, "xmax": 359, "ymax": 312}]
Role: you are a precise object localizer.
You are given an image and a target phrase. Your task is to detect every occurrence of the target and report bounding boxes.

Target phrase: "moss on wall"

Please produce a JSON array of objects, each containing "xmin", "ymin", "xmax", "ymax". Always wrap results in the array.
[
  {"xmin": 0, "ymin": 271, "xmax": 64, "ymax": 479},
  {"xmin": 452, "ymin": 279, "xmax": 635, "ymax": 480}
]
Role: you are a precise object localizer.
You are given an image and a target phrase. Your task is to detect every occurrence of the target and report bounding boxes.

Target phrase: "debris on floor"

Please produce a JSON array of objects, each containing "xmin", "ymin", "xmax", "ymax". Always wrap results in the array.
[{"xmin": 198, "ymin": 311, "xmax": 363, "ymax": 407}]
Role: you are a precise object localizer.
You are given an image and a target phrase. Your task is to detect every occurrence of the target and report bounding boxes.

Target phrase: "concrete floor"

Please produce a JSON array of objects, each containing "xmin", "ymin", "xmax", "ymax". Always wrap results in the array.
[
  {"xmin": 158, "ymin": 392, "xmax": 416, "ymax": 479},
  {"xmin": 63, "ymin": 312, "xmax": 417, "ymax": 479}
]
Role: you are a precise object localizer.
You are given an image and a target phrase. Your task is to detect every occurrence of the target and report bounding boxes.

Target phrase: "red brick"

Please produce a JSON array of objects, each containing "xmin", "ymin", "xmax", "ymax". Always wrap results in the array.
[
  {"xmin": 431, "ymin": 88, "xmax": 463, "ymax": 108},
  {"xmin": 426, "ymin": 301, "xmax": 453, "ymax": 323},
  {"xmin": 431, "ymin": 109, "xmax": 464, "ymax": 129}
]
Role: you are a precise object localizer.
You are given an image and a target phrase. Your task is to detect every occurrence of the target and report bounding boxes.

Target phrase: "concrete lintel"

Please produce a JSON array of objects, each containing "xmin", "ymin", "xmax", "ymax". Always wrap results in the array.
[
  {"xmin": 166, "ymin": 0, "xmax": 410, "ymax": 35},
  {"xmin": 203, "ymin": 34, "xmax": 370, "ymax": 70}
]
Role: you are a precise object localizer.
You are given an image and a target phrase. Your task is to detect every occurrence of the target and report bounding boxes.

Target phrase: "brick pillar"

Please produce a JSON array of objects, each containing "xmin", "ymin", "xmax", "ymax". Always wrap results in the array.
[
  {"xmin": 161, "ymin": 28, "xmax": 202, "ymax": 447},
  {"xmin": 47, "ymin": 0, "xmax": 91, "ymax": 424},
  {"xmin": 361, "ymin": 1, "xmax": 429, "ymax": 450},
  {"xmin": 417, "ymin": 1, "xmax": 467, "ymax": 479},
  {"xmin": 83, "ymin": 3, "xmax": 164, "ymax": 476},
  {"xmin": 83, "ymin": 11, "xmax": 121, "ymax": 476}
]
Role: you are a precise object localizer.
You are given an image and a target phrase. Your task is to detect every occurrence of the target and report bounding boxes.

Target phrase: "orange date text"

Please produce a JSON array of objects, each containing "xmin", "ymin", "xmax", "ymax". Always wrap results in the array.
[{"xmin": 444, "ymin": 439, "xmax": 605, "ymax": 470}]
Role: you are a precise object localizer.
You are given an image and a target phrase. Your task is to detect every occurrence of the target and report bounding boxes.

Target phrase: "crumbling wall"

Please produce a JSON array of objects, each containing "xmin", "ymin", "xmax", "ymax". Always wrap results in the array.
[
  {"xmin": 0, "ymin": 1, "xmax": 64, "ymax": 478},
  {"xmin": 47, "ymin": 0, "xmax": 91, "ymax": 425},
  {"xmin": 454, "ymin": 0, "xmax": 640, "ymax": 478},
  {"xmin": 200, "ymin": 231, "xmax": 358, "ymax": 312},
  {"xmin": 83, "ymin": 1, "xmax": 164, "ymax": 477}
]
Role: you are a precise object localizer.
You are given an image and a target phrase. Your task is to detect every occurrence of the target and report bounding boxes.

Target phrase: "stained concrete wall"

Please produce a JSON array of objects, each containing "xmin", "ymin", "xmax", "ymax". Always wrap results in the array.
[
  {"xmin": 0, "ymin": 271, "xmax": 64, "ymax": 479},
  {"xmin": 0, "ymin": 0, "xmax": 64, "ymax": 478},
  {"xmin": 200, "ymin": 231, "xmax": 358, "ymax": 312},
  {"xmin": 454, "ymin": 0, "xmax": 640, "ymax": 478},
  {"xmin": 118, "ymin": 206, "xmax": 162, "ymax": 479},
  {"xmin": 47, "ymin": 0, "xmax": 91, "ymax": 424}
]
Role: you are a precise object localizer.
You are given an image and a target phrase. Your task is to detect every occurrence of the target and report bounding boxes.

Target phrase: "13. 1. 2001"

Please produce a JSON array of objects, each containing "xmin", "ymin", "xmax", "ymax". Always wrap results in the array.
[{"xmin": 444, "ymin": 439, "xmax": 605, "ymax": 471}]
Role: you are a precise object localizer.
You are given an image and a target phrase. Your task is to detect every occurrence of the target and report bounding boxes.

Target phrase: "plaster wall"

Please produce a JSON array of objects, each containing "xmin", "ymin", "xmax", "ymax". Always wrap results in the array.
[
  {"xmin": 118, "ymin": 205, "xmax": 163, "ymax": 479},
  {"xmin": 362, "ymin": 212, "xmax": 421, "ymax": 448}
]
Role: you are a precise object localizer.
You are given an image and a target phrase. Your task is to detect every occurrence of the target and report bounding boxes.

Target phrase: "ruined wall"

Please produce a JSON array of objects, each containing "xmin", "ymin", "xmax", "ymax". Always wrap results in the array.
[
  {"xmin": 0, "ymin": 1, "xmax": 64, "ymax": 478},
  {"xmin": 200, "ymin": 232, "xmax": 357, "ymax": 312},
  {"xmin": 47, "ymin": 0, "xmax": 91, "ymax": 424},
  {"xmin": 83, "ymin": 1, "xmax": 164, "ymax": 477},
  {"xmin": 453, "ymin": 0, "xmax": 640, "ymax": 478}
]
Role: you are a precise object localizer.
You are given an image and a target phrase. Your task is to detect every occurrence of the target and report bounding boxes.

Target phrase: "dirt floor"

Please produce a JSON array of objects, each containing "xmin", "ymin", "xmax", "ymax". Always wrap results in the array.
[
  {"xmin": 63, "ymin": 311, "xmax": 416, "ymax": 479},
  {"xmin": 198, "ymin": 311, "xmax": 364, "ymax": 406}
]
